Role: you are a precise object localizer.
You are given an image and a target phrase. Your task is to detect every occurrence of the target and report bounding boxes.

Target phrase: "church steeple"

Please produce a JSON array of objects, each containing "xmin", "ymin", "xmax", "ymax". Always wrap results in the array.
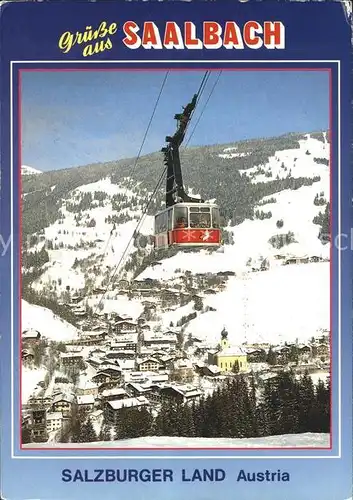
[{"xmin": 220, "ymin": 327, "xmax": 229, "ymax": 350}]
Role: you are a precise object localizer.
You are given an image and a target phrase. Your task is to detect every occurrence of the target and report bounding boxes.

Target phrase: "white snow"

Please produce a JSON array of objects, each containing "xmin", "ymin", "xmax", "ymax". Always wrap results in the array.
[
  {"xmin": 22, "ymin": 299, "xmax": 79, "ymax": 341},
  {"xmin": 22, "ymin": 366, "xmax": 47, "ymax": 404},
  {"xmin": 21, "ymin": 165, "xmax": 42, "ymax": 175},
  {"xmin": 181, "ymin": 262, "xmax": 329, "ymax": 345},
  {"xmin": 23, "ymin": 432, "xmax": 330, "ymax": 448},
  {"xmin": 239, "ymin": 136, "xmax": 329, "ymax": 184}
]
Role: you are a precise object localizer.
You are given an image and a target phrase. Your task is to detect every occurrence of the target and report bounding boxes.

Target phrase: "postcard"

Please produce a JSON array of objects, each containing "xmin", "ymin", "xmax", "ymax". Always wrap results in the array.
[{"xmin": 0, "ymin": 1, "xmax": 352, "ymax": 499}]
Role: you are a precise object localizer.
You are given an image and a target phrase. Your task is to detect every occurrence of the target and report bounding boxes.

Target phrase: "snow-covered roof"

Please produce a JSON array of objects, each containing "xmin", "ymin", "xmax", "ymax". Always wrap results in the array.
[
  {"xmin": 110, "ymin": 333, "xmax": 138, "ymax": 344},
  {"xmin": 60, "ymin": 352, "xmax": 83, "ymax": 358},
  {"xmin": 163, "ymin": 384, "xmax": 202, "ymax": 398},
  {"xmin": 52, "ymin": 393, "xmax": 75, "ymax": 404},
  {"xmin": 107, "ymin": 396, "xmax": 149, "ymax": 410},
  {"xmin": 218, "ymin": 346, "xmax": 247, "ymax": 357},
  {"xmin": 116, "ymin": 360, "xmax": 135, "ymax": 370},
  {"xmin": 137, "ymin": 357, "xmax": 161, "ymax": 365},
  {"xmin": 101, "ymin": 388, "xmax": 126, "ymax": 398},
  {"xmin": 46, "ymin": 412, "xmax": 63, "ymax": 421},
  {"xmin": 205, "ymin": 364, "xmax": 221, "ymax": 374},
  {"xmin": 22, "ymin": 329, "xmax": 40, "ymax": 338},
  {"xmin": 77, "ymin": 395, "xmax": 95, "ymax": 405},
  {"xmin": 77, "ymin": 380, "xmax": 98, "ymax": 390},
  {"xmin": 90, "ymin": 410, "xmax": 103, "ymax": 418},
  {"xmin": 143, "ymin": 332, "xmax": 177, "ymax": 342},
  {"xmin": 81, "ymin": 331, "xmax": 105, "ymax": 337}
]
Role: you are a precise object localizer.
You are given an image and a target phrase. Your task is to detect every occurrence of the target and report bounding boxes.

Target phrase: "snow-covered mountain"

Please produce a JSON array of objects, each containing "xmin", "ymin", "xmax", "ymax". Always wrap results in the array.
[
  {"xmin": 21, "ymin": 165, "xmax": 42, "ymax": 175},
  {"xmin": 22, "ymin": 131, "xmax": 330, "ymax": 346}
]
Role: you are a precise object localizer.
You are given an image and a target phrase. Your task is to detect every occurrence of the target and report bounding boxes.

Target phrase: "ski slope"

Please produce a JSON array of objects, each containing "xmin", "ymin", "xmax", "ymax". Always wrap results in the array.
[{"xmin": 22, "ymin": 299, "xmax": 79, "ymax": 341}]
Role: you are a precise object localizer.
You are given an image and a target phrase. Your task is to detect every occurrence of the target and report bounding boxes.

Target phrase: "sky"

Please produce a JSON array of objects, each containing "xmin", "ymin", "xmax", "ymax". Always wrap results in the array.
[{"xmin": 20, "ymin": 69, "xmax": 330, "ymax": 172}]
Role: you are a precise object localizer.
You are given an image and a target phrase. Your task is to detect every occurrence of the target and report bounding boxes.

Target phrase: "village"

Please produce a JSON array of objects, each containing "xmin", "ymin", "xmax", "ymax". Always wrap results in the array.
[{"xmin": 21, "ymin": 273, "xmax": 330, "ymax": 445}]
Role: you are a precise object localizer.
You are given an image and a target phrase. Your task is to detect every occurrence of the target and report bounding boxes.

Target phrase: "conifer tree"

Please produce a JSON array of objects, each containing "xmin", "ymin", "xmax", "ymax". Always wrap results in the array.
[
  {"xmin": 81, "ymin": 418, "xmax": 97, "ymax": 443},
  {"xmin": 296, "ymin": 373, "xmax": 315, "ymax": 432}
]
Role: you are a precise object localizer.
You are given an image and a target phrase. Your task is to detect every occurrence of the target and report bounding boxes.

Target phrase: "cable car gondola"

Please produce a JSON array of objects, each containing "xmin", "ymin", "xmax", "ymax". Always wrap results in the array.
[{"xmin": 154, "ymin": 93, "xmax": 222, "ymax": 250}]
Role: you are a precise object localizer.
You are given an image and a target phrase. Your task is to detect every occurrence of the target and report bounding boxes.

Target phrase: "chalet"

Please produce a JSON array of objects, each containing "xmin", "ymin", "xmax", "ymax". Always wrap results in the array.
[
  {"xmin": 110, "ymin": 340, "xmax": 138, "ymax": 352},
  {"xmin": 144, "ymin": 372, "xmax": 169, "ymax": 384},
  {"xmin": 22, "ymin": 329, "xmax": 41, "ymax": 345},
  {"xmin": 140, "ymin": 323, "xmax": 151, "ymax": 331},
  {"xmin": 60, "ymin": 352, "xmax": 84, "ymax": 367},
  {"xmin": 87, "ymin": 357, "xmax": 102, "ymax": 369},
  {"xmin": 115, "ymin": 359, "xmax": 136, "ymax": 371},
  {"xmin": 159, "ymin": 384, "xmax": 202, "ymax": 404},
  {"xmin": 104, "ymin": 397, "xmax": 150, "ymax": 424},
  {"xmin": 171, "ymin": 358, "xmax": 194, "ymax": 379},
  {"xmin": 92, "ymin": 368, "xmax": 122, "ymax": 385},
  {"xmin": 204, "ymin": 288, "xmax": 217, "ymax": 295},
  {"xmin": 46, "ymin": 412, "xmax": 63, "ymax": 433},
  {"xmin": 79, "ymin": 331, "xmax": 106, "ymax": 345},
  {"xmin": 110, "ymin": 334, "xmax": 138, "ymax": 351},
  {"xmin": 27, "ymin": 396, "xmax": 52, "ymax": 410},
  {"xmin": 100, "ymin": 387, "xmax": 126, "ymax": 401},
  {"xmin": 123, "ymin": 371, "xmax": 148, "ymax": 384},
  {"xmin": 114, "ymin": 314, "xmax": 133, "ymax": 322},
  {"xmin": 143, "ymin": 333, "xmax": 177, "ymax": 349},
  {"xmin": 76, "ymin": 380, "xmax": 99, "ymax": 397},
  {"xmin": 284, "ymin": 255, "xmax": 310, "ymax": 265},
  {"xmin": 115, "ymin": 320, "xmax": 138, "ymax": 334},
  {"xmin": 136, "ymin": 357, "xmax": 161, "ymax": 372},
  {"xmin": 52, "ymin": 393, "xmax": 76, "ymax": 417},
  {"xmin": 97, "ymin": 380, "xmax": 120, "ymax": 393},
  {"xmin": 202, "ymin": 365, "xmax": 221, "ymax": 377},
  {"xmin": 125, "ymin": 382, "xmax": 152, "ymax": 398},
  {"xmin": 77, "ymin": 395, "xmax": 95, "ymax": 411}
]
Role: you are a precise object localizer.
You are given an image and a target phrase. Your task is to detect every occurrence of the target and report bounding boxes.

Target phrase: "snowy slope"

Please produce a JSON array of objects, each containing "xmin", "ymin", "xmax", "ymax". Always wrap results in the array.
[
  {"xmin": 23, "ymin": 432, "xmax": 330, "ymax": 448},
  {"xmin": 238, "ymin": 134, "xmax": 329, "ymax": 184},
  {"xmin": 30, "ymin": 177, "xmax": 154, "ymax": 295},
  {"xmin": 22, "ymin": 165, "xmax": 42, "ymax": 175},
  {"xmin": 22, "ymin": 366, "xmax": 47, "ymax": 404},
  {"xmin": 22, "ymin": 299, "xmax": 79, "ymax": 341},
  {"xmin": 183, "ymin": 262, "xmax": 329, "ymax": 345}
]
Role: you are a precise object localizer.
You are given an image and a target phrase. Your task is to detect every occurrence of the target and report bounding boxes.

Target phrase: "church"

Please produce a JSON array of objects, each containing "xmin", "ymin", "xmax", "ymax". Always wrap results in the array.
[{"xmin": 208, "ymin": 328, "xmax": 248, "ymax": 373}]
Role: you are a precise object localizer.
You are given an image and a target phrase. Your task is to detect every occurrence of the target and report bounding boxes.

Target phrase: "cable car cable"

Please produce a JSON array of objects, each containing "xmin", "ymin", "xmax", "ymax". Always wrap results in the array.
[
  {"xmin": 92, "ymin": 71, "xmax": 214, "ymax": 315},
  {"xmin": 92, "ymin": 165, "xmax": 167, "ymax": 316},
  {"xmin": 184, "ymin": 70, "xmax": 222, "ymax": 149},
  {"xmin": 98, "ymin": 71, "xmax": 170, "ymax": 261}
]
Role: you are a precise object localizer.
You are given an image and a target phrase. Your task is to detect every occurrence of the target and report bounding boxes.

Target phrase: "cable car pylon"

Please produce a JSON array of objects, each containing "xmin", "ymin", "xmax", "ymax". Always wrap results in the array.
[{"xmin": 154, "ymin": 73, "xmax": 222, "ymax": 250}]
